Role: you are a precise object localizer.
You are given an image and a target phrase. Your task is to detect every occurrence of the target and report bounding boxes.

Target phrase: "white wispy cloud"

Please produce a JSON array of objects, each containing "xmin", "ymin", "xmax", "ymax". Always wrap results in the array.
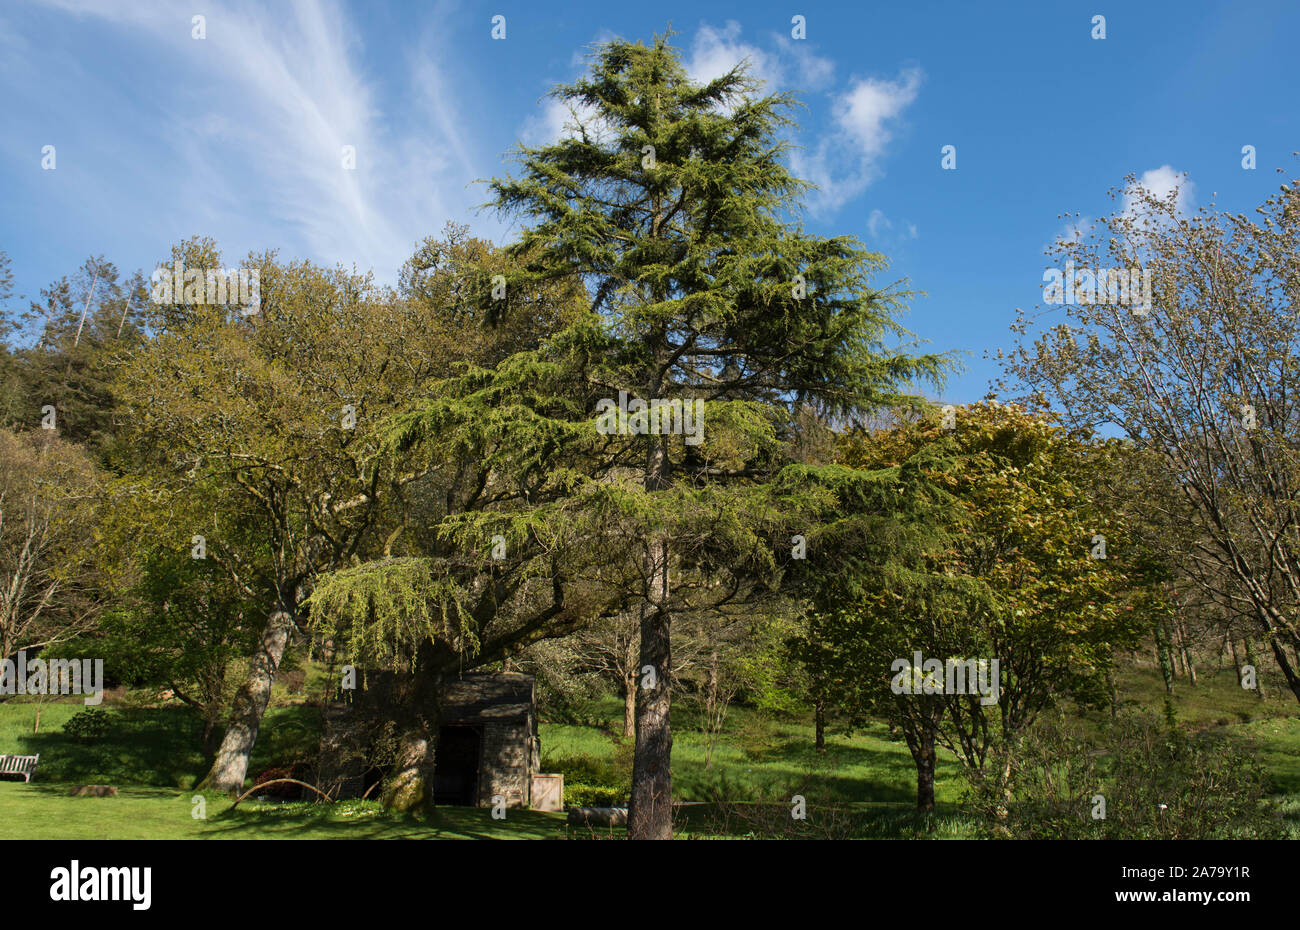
[
  {"xmin": 687, "ymin": 20, "xmax": 785, "ymax": 89},
  {"xmin": 792, "ymin": 67, "xmax": 923, "ymax": 214},
  {"xmin": 775, "ymin": 35, "xmax": 836, "ymax": 90},
  {"xmin": 867, "ymin": 209, "xmax": 892, "ymax": 238},
  {"xmin": 835, "ymin": 69, "xmax": 923, "ymax": 157},
  {"xmin": 1123, "ymin": 164, "xmax": 1195, "ymax": 219},
  {"xmin": 688, "ymin": 26, "xmax": 917, "ymax": 215},
  {"xmin": 685, "ymin": 20, "xmax": 835, "ymax": 93},
  {"xmin": 27, "ymin": 0, "xmax": 485, "ymax": 282},
  {"xmin": 866, "ymin": 208, "xmax": 919, "ymax": 244}
]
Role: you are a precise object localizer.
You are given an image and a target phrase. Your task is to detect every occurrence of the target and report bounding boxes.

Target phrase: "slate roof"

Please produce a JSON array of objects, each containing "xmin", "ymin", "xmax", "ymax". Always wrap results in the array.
[{"xmin": 440, "ymin": 672, "xmax": 535, "ymax": 724}]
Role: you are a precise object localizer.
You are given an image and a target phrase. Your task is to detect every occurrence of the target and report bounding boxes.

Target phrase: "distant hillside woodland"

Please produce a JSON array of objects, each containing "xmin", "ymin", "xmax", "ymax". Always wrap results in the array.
[{"xmin": 2, "ymin": 36, "xmax": 1298, "ymax": 840}]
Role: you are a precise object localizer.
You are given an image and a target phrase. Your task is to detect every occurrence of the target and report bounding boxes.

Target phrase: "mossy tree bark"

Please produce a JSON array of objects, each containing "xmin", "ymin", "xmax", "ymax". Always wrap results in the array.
[
  {"xmin": 1154, "ymin": 619, "xmax": 1176, "ymax": 695},
  {"xmin": 379, "ymin": 642, "xmax": 444, "ymax": 818},
  {"xmin": 382, "ymin": 725, "xmax": 437, "ymax": 816}
]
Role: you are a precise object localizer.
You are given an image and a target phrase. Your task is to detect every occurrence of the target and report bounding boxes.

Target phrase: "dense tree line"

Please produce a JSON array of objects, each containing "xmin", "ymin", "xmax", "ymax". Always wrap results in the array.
[{"xmin": 1, "ymin": 33, "xmax": 1294, "ymax": 839}]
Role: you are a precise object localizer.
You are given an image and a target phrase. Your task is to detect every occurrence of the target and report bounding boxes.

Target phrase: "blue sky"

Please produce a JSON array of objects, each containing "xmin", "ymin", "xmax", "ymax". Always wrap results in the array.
[{"xmin": 2, "ymin": 0, "xmax": 1297, "ymax": 402}]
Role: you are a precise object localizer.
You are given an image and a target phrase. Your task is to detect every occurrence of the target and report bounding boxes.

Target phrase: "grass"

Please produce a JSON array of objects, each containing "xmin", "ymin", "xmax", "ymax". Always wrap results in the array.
[
  {"xmin": 543, "ymin": 706, "xmax": 968, "ymax": 806},
  {"xmin": 0, "ymin": 697, "xmax": 321, "ymax": 789},
  {"xmin": 1108, "ymin": 657, "xmax": 1298, "ymax": 730},
  {"xmin": 1213, "ymin": 715, "xmax": 1300, "ymax": 795},
  {"xmin": 0, "ymin": 661, "xmax": 1295, "ymax": 839},
  {"xmin": 0, "ymin": 783, "xmax": 567, "ymax": 839}
]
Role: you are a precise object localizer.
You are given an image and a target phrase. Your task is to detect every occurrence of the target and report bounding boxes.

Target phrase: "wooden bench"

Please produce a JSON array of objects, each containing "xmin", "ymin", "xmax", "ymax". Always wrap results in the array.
[{"xmin": 0, "ymin": 754, "xmax": 39, "ymax": 782}]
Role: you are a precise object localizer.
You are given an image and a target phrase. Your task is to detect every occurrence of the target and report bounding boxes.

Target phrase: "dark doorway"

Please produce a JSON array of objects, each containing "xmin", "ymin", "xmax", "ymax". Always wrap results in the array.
[{"xmin": 433, "ymin": 726, "xmax": 481, "ymax": 806}]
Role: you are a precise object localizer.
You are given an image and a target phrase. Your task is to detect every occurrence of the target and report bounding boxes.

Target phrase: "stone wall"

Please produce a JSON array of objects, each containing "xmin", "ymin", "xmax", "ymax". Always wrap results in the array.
[
  {"xmin": 318, "ymin": 671, "xmax": 541, "ymax": 806},
  {"xmin": 478, "ymin": 721, "xmax": 532, "ymax": 807}
]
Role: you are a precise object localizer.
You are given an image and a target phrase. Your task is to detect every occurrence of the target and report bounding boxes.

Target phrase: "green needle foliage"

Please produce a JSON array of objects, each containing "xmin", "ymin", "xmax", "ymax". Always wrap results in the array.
[
  {"xmin": 305, "ymin": 33, "xmax": 955, "ymax": 829},
  {"xmin": 334, "ymin": 31, "xmax": 953, "ymax": 837},
  {"xmin": 486, "ymin": 32, "xmax": 947, "ymax": 418}
]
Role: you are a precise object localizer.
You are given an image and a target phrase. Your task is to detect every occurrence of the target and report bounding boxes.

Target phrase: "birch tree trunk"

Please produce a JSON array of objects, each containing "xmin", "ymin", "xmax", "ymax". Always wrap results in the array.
[{"xmin": 200, "ymin": 599, "xmax": 296, "ymax": 793}]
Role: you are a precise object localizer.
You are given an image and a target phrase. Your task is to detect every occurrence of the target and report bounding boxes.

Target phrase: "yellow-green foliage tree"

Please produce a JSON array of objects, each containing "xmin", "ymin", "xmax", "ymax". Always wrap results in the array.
[
  {"xmin": 114, "ymin": 228, "xmax": 583, "ymax": 794},
  {"xmin": 1003, "ymin": 176, "xmax": 1300, "ymax": 703},
  {"xmin": 0, "ymin": 428, "xmax": 104, "ymax": 662},
  {"xmin": 806, "ymin": 403, "xmax": 1147, "ymax": 810}
]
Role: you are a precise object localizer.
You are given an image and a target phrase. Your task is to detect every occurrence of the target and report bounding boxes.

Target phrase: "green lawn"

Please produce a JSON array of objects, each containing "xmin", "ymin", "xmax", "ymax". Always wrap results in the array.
[
  {"xmin": 1214, "ymin": 715, "xmax": 1300, "ymax": 794},
  {"xmin": 0, "ymin": 783, "xmax": 568, "ymax": 839},
  {"xmin": 543, "ymin": 711, "xmax": 968, "ymax": 806},
  {"xmin": 0, "ymin": 662, "xmax": 1295, "ymax": 839},
  {"xmin": 0, "ymin": 698, "xmax": 320, "ymax": 789}
]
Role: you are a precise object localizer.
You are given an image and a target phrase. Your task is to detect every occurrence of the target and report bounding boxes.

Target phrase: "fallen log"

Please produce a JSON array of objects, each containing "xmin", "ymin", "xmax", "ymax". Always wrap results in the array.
[
  {"xmin": 567, "ymin": 806, "xmax": 628, "ymax": 827},
  {"xmin": 70, "ymin": 785, "xmax": 117, "ymax": 797}
]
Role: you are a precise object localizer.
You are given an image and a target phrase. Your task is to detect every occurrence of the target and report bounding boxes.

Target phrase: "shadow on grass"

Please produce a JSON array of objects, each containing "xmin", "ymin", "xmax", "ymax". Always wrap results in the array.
[
  {"xmin": 674, "ymin": 737, "xmax": 956, "ymax": 805},
  {"xmin": 672, "ymin": 800, "xmax": 980, "ymax": 839},
  {"xmin": 6, "ymin": 703, "xmax": 325, "ymax": 789},
  {"xmin": 206, "ymin": 800, "xmax": 567, "ymax": 839},
  {"xmin": 17, "ymin": 782, "xmax": 182, "ymax": 801},
  {"xmin": 11, "ymin": 708, "xmax": 206, "ymax": 787}
]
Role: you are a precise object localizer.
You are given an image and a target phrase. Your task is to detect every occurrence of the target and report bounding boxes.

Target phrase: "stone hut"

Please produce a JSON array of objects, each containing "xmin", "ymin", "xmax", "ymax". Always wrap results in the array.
[
  {"xmin": 319, "ymin": 671, "xmax": 541, "ymax": 808},
  {"xmin": 434, "ymin": 672, "xmax": 540, "ymax": 807}
]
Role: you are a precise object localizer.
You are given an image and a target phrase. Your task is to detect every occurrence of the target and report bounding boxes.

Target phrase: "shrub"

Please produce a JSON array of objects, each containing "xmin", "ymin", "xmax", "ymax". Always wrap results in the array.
[
  {"xmin": 62, "ymin": 709, "xmax": 112, "ymax": 742},
  {"xmin": 734, "ymin": 715, "xmax": 781, "ymax": 761},
  {"xmin": 543, "ymin": 753, "xmax": 628, "ymax": 791},
  {"xmin": 965, "ymin": 713, "xmax": 1287, "ymax": 839},
  {"xmin": 1099, "ymin": 714, "xmax": 1282, "ymax": 839},
  {"xmin": 963, "ymin": 718, "xmax": 1104, "ymax": 839},
  {"xmin": 565, "ymin": 784, "xmax": 627, "ymax": 807}
]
